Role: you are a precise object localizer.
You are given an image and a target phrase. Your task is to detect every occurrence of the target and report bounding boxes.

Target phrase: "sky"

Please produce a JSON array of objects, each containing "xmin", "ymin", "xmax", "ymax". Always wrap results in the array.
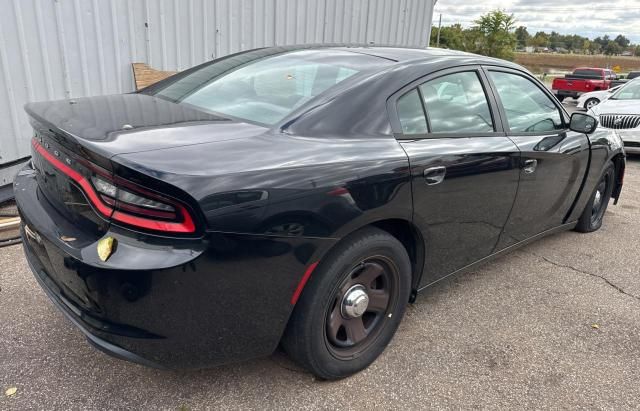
[{"xmin": 433, "ymin": 0, "xmax": 640, "ymax": 44}]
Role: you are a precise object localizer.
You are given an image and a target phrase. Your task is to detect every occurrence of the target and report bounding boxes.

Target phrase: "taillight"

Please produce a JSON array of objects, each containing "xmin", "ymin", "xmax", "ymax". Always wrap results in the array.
[{"xmin": 33, "ymin": 139, "xmax": 196, "ymax": 234}]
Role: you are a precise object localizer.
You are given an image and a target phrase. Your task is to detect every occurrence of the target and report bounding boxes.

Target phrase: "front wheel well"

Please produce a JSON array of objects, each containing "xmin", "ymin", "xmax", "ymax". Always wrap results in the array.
[{"xmin": 611, "ymin": 153, "xmax": 625, "ymax": 203}]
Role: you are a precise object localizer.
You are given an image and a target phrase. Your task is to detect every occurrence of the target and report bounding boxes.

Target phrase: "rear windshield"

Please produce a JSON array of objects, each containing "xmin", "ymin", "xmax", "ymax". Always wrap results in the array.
[
  {"xmin": 572, "ymin": 69, "xmax": 603, "ymax": 79},
  {"xmin": 145, "ymin": 49, "xmax": 389, "ymax": 125}
]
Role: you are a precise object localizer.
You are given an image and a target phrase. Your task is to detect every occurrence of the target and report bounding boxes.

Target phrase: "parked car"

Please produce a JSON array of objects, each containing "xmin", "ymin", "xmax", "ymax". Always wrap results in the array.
[
  {"xmin": 15, "ymin": 45, "xmax": 626, "ymax": 379},
  {"xmin": 589, "ymin": 78, "xmax": 640, "ymax": 154},
  {"xmin": 552, "ymin": 67, "xmax": 616, "ymax": 101},
  {"xmin": 576, "ymin": 84, "xmax": 623, "ymax": 110},
  {"xmin": 610, "ymin": 71, "xmax": 640, "ymax": 88}
]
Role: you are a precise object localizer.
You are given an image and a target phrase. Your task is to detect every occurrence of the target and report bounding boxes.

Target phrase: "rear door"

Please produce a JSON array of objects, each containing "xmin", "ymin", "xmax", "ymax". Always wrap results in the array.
[
  {"xmin": 484, "ymin": 67, "xmax": 590, "ymax": 249},
  {"xmin": 388, "ymin": 66, "xmax": 521, "ymax": 286}
]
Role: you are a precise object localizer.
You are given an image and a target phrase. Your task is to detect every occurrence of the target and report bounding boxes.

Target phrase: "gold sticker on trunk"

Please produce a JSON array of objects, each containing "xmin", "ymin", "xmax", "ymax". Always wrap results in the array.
[{"xmin": 97, "ymin": 236, "xmax": 115, "ymax": 262}]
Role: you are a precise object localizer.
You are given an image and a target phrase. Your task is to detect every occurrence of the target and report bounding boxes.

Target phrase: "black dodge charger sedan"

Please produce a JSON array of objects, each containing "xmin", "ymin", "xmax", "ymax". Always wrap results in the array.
[{"xmin": 15, "ymin": 45, "xmax": 625, "ymax": 379}]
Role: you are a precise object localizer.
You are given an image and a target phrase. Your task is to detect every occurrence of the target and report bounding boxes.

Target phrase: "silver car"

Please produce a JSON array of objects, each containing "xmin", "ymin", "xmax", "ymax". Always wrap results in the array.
[{"xmin": 589, "ymin": 79, "xmax": 640, "ymax": 153}]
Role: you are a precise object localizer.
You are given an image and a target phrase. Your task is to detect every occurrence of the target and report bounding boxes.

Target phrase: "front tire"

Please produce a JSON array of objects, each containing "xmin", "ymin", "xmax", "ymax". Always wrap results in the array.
[
  {"xmin": 584, "ymin": 98, "xmax": 600, "ymax": 110},
  {"xmin": 282, "ymin": 227, "xmax": 412, "ymax": 379},
  {"xmin": 575, "ymin": 163, "xmax": 615, "ymax": 233}
]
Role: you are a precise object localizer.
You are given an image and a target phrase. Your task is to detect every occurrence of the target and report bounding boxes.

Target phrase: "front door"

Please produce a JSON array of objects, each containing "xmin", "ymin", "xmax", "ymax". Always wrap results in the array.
[
  {"xmin": 484, "ymin": 68, "xmax": 591, "ymax": 249},
  {"xmin": 390, "ymin": 67, "xmax": 521, "ymax": 287}
]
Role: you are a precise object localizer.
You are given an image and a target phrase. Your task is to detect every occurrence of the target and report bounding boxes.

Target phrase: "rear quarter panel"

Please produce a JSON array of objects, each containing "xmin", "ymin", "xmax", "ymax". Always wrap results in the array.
[{"xmin": 112, "ymin": 132, "xmax": 413, "ymax": 242}]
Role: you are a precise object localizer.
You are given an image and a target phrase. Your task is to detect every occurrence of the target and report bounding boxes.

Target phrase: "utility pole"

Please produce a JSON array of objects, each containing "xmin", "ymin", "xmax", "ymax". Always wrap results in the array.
[{"xmin": 436, "ymin": 14, "xmax": 442, "ymax": 48}]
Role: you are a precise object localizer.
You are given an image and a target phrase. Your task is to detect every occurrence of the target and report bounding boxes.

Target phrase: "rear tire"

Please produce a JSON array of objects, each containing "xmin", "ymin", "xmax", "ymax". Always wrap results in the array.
[
  {"xmin": 575, "ymin": 163, "xmax": 615, "ymax": 233},
  {"xmin": 557, "ymin": 95, "xmax": 566, "ymax": 102},
  {"xmin": 282, "ymin": 227, "xmax": 412, "ymax": 379}
]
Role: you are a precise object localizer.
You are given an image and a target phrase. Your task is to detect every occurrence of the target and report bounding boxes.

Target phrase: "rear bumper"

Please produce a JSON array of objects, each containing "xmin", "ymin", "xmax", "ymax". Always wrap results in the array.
[
  {"xmin": 15, "ymin": 164, "xmax": 335, "ymax": 369},
  {"xmin": 25, "ymin": 249, "xmax": 166, "ymax": 369}
]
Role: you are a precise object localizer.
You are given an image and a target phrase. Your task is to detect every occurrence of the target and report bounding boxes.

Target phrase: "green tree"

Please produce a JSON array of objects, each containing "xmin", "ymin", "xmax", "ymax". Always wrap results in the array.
[
  {"xmin": 604, "ymin": 40, "xmax": 622, "ymax": 56},
  {"xmin": 531, "ymin": 31, "xmax": 550, "ymax": 48},
  {"xmin": 430, "ymin": 24, "xmax": 466, "ymax": 50},
  {"xmin": 614, "ymin": 34, "xmax": 630, "ymax": 48},
  {"xmin": 594, "ymin": 35, "xmax": 610, "ymax": 48},
  {"xmin": 588, "ymin": 41, "xmax": 602, "ymax": 55},
  {"xmin": 471, "ymin": 10, "xmax": 517, "ymax": 60},
  {"xmin": 515, "ymin": 26, "xmax": 530, "ymax": 47}
]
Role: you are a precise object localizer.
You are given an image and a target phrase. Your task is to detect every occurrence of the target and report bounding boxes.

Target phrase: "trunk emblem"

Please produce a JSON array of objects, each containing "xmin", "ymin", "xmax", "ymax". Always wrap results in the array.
[
  {"xmin": 53, "ymin": 150, "xmax": 60, "ymax": 157},
  {"xmin": 122, "ymin": 124, "xmax": 134, "ymax": 130}
]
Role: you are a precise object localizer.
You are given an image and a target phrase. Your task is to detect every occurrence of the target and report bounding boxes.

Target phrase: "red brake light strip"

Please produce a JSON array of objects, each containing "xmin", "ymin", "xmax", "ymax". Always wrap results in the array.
[{"xmin": 33, "ymin": 139, "xmax": 196, "ymax": 233}]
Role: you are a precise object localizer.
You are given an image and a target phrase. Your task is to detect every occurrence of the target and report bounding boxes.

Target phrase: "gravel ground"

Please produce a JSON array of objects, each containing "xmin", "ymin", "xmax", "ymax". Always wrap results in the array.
[{"xmin": 1, "ymin": 157, "xmax": 639, "ymax": 410}]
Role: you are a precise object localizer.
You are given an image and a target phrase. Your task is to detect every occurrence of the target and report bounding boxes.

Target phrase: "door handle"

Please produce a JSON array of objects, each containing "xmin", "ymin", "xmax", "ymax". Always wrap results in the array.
[
  {"xmin": 523, "ymin": 159, "xmax": 538, "ymax": 174},
  {"xmin": 423, "ymin": 166, "xmax": 446, "ymax": 185}
]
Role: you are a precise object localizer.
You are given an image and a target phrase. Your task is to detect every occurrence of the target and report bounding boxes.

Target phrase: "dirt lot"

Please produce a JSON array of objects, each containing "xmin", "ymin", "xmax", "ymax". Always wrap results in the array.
[
  {"xmin": 516, "ymin": 52, "xmax": 640, "ymax": 74},
  {"xmin": 1, "ymin": 157, "xmax": 640, "ymax": 410}
]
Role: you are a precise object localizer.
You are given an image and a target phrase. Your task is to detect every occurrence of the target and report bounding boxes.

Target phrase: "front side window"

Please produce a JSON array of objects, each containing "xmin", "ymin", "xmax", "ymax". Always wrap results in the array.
[
  {"xmin": 489, "ymin": 71, "xmax": 564, "ymax": 133},
  {"xmin": 419, "ymin": 71, "xmax": 495, "ymax": 133},
  {"xmin": 147, "ymin": 49, "xmax": 389, "ymax": 125}
]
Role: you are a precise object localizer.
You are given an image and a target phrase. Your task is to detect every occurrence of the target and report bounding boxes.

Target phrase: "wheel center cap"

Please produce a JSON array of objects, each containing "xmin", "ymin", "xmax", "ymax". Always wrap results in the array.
[
  {"xmin": 594, "ymin": 190, "xmax": 602, "ymax": 207},
  {"xmin": 342, "ymin": 285, "xmax": 369, "ymax": 318}
]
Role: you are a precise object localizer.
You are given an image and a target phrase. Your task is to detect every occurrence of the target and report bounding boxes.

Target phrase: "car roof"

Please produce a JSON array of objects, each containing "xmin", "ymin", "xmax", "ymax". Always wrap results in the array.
[
  {"xmin": 271, "ymin": 44, "xmax": 523, "ymax": 74},
  {"xmin": 328, "ymin": 45, "xmax": 476, "ymax": 62},
  {"xmin": 323, "ymin": 45, "xmax": 510, "ymax": 65}
]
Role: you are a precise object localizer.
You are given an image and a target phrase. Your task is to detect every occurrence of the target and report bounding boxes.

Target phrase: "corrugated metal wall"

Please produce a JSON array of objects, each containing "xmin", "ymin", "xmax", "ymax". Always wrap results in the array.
[{"xmin": 0, "ymin": 0, "xmax": 434, "ymax": 185}]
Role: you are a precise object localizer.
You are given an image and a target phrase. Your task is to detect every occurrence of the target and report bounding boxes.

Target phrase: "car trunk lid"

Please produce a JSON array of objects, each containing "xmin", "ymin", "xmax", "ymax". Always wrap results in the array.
[{"xmin": 25, "ymin": 94, "xmax": 269, "ymax": 235}]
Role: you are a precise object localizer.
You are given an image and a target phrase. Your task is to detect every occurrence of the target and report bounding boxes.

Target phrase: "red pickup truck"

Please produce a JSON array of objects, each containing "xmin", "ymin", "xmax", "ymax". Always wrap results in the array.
[{"xmin": 552, "ymin": 68, "xmax": 616, "ymax": 101}]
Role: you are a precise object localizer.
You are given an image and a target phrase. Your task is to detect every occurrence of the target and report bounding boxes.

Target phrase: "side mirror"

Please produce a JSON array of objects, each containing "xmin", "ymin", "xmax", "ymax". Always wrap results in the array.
[{"xmin": 569, "ymin": 112, "xmax": 598, "ymax": 134}]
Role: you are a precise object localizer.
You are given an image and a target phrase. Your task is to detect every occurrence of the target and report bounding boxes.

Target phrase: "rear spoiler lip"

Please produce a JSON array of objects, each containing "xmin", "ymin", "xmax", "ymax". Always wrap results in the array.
[{"xmin": 25, "ymin": 111, "xmax": 115, "ymax": 172}]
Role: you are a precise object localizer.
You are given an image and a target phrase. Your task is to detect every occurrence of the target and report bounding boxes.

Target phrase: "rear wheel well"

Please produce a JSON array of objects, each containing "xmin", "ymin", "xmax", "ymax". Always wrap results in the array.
[{"xmin": 370, "ymin": 219, "xmax": 424, "ymax": 301}]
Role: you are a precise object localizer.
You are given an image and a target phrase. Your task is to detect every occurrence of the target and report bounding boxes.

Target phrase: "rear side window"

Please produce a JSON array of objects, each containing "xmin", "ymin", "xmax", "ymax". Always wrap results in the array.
[
  {"xmin": 419, "ymin": 71, "xmax": 494, "ymax": 133},
  {"xmin": 489, "ymin": 71, "xmax": 563, "ymax": 133},
  {"xmin": 397, "ymin": 89, "xmax": 428, "ymax": 134}
]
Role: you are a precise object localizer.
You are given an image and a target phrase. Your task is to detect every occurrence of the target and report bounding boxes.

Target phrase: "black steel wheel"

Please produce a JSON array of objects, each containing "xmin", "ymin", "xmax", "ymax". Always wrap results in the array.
[
  {"xmin": 575, "ymin": 162, "xmax": 615, "ymax": 233},
  {"xmin": 282, "ymin": 227, "xmax": 411, "ymax": 379},
  {"xmin": 325, "ymin": 257, "xmax": 398, "ymax": 358}
]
